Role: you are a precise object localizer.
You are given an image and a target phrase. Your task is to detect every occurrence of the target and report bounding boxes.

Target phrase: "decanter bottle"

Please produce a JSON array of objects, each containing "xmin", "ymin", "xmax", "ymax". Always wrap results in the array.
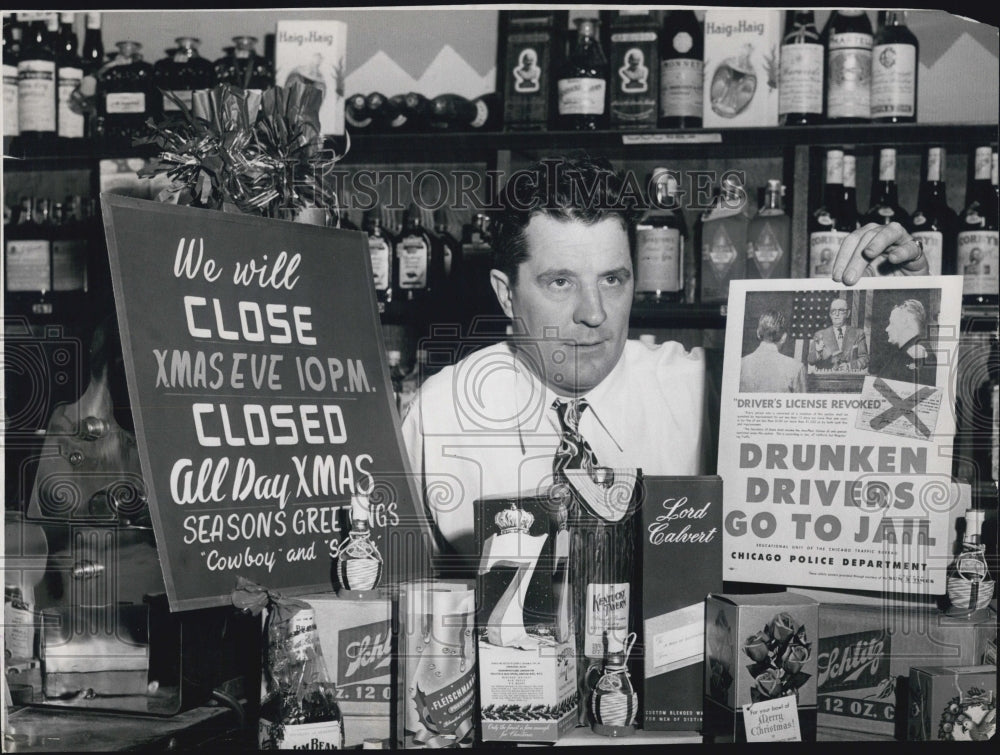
[{"xmin": 337, "ymin": 492, "xmax": 383, "ymax": 593}]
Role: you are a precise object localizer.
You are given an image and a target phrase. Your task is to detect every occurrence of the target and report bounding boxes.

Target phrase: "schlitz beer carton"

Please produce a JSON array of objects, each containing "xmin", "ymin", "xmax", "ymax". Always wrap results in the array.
[
  {"xmin": 475, "ymin": 495, "xmax": 578, "ymax": 743},
  {"xmin": 907, "ymin": 665, "xmax": 997, "ymax": 741},
  {"xmin": 638, "ymin": 475, "xmax": 723, "ymax": 730},
  {"xmin": 499, "ymin": 11, "xmax": 567, "ymax": 130},
  {"xmin": 274, "ymin": 20, "xmax": 347, "ymax": 136},
  {"xmin": 396, "ymin": 580, "xmax": 477, "ymax": 748},
  {"xmin": 299, "ymin": 593, "xmax": 392, "ymax": 747},
  {"xmin": 609, "ymin": 10, "xmax": 659, "ymax": 129},
  {"xmin": 702, "ymin": 10, "xmax": 780, "ymax": 128},
  {"xmin": 818, "ymin": 603, "xmax": 995, "ymax": 739},
  {"xmin": 703, "ymin": 592, "xmax": 818, "ymax": 742}
]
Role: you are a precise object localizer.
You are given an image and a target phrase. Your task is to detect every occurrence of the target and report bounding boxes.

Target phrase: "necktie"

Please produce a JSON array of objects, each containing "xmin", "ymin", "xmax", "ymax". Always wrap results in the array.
[
  {"xmin": 552, "ymin": 398, "xmax": 599, "ymax": 482},
  {"xmin": 836, "ymin": 327, "xmax": 844, "ymax": 348}
]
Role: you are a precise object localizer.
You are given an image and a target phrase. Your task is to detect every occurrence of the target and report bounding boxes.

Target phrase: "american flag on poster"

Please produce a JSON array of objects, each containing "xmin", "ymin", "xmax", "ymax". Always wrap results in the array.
[{"xmin": 789, "ymin": 290, "xmax": 869, "ymax": 341}]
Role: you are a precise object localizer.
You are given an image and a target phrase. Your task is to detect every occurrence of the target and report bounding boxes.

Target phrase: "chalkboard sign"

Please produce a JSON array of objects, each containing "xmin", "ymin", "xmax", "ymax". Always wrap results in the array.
[{"xmin": 101, "ymin": 195, "xmax": 433, "ymax": 611}]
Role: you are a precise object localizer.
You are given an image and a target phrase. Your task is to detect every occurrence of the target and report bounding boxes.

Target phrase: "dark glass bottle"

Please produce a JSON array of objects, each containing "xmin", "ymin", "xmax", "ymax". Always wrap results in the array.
[
  {"xmin": 96, "ymin": 41, "xmax": 156, "ymax": 147},
  {"xmin": 956, "ymin": 146, "xmax": 999, "ymax": 305},
  {"xmin": 779, "ymin": 10, "xmax": 823, "ymax": 125},
  {"xmin": 385, "ymin": 93, "xmax": 410, "ymax": 130},
  {"xmin": 16, "ymin": 16, "xmax": 58, "ymax": 147},
  {"xmin": 153, "ymin": 37, "xmax": 216, "ymax": 116},
  {"xmin": 697, "ymin": 174, "xmax": 749, "ymax": 303},
  {"xmin": 365, "ymin": 91, "xmax": 399, "ymax": 132},
  {"xmin": 5, "ymin": 197, "xmax": 52, "ymax": 305},
  {"xmin": 863, "ymin": 147, "xmax": 911, "ymax": 228},
  {"xmin": 433, "ymin": 208, "xmax": 462, "ymax": 284},
  {"xmin": 81, "ymin": 12, "xmax": 104, "ymax": 75},
  {"xmin": 839, "ymin": 152, "xmax": 860, "ymax": 234},
  {"xmin": 809, "ymin": 149, "xmax": 846, "ymax": 278},
  {"xmin": 402, "ymin": 91, "xmax": 432, "ymax": 132},
  {"xmin": 557, "ymin": 17, "xmax": 608, "ymax": 130},
  {"xmin": 56, "ymin": 11, "xmax": 85, "ymax": 141},
  {"xmin": 51, "ymin": 197, "xmax": 88, "ymax": 294},
  {"xmin": 824, "ymin": 10, "xmax": 873, "ymax": 123},
  {"xmin": 658, "ymin": 10, "xmax": 703, "ymax": 129},
  {"xmin": 871, "ymin": 10, "xmax": 918, "ymax": 123},
  {"xmin": 747, "ymin": 179, "xmax": 791, "ymax": 280},
  {"xmin": 429, "ymin": 92, "xmax": 498, "ymax": 131},
  {"xmin": 363, "ymin": 209, "xmax": 394, "ymax": 313},
  {"xmin": 3, "ymin": 15, "xmax": 20, "ymax": 139},
  {"xmin": 910, "ymin": 147, "xmax": 956, "ymax": 275},
  {"xmin": 394, "ymin": 206, "xmax": 440, "ymax": 304},
  {"xmin": 608, "ymin": 10, "xmax": 659, "ymax": 130},
  {"xmin": 344, "ymin": 92, "xmax": 371, "ymax": 130},
  {"xmin": 635, "ymin": 167, "xmax": 687, "ymax": 303},
  {"xmin": 213, "ymin": 35, "xmax": 273, "ymax": 92}
]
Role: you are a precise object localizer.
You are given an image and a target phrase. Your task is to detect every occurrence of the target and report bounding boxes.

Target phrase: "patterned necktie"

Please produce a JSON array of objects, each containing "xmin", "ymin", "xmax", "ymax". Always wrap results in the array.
[
  {"xmin": 836, "ymin": 327, "xmax": 844, "ymax": 348},
  {"xmin": 552, "ymin": 398, "xmax": 599, "ymax": 481}
]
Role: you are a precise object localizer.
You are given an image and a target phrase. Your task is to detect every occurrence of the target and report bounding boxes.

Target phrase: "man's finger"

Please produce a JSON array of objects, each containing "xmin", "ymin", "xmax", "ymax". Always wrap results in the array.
[
  {"xmin": 833, "ymin": 224, "xmax": 881, "ymax": 283},
  {"xmin": 843, "ymin": 223, "xmax": 919, "ymax": 285}
]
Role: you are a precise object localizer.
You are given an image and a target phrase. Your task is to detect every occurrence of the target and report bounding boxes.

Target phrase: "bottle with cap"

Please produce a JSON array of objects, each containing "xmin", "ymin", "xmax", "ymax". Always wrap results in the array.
[
  {"xmin": 557, "ymin": 17, "xmax": 609, "ymax": 130},
  {"xmin": 697, "ymin": 173, "xmax": 749, "ymax": 303},
  {"xmin": 589, "ymin": 631, "xmax": 638, "ymax": 736},
  {"xmin": 945, "ymin": 506, "xmax": 994, "ymax": 617},
  {"xmin": 337, "ymin": 492, "xmax": 383, "ymax": 594},
  {"xmin": 153, "ymin": 36, "xmax": 216, "ymax": 117},
  {"xmin": 746, "ymin": 179, "xmax": 791, "ymax": 280},
  {"xmin": 96, "ymin": 40, "xmax": 156, "ymax": 146},
  {"xmin": 956, "ymin": 145, "xmax": 999, "ymax": 305},
  {"xmin": 213, "ymin": 35, "xmax": 273, "ymax": 92},
  {"xmin": 635, "ymin": 167, "xmax": 687, "ymax": 304},
  {"xmin": 364, "ymin": 209, "xmax": 394, "ymax": 313}
]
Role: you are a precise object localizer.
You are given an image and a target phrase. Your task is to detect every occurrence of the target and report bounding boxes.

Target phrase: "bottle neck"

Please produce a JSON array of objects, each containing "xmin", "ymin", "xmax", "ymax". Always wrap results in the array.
[{"xmin": 882, "ymin": 11, "xmax": 906, "ymax": 28}]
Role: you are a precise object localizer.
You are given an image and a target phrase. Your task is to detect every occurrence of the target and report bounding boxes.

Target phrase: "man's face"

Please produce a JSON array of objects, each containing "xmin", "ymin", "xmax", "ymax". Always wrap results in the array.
[
  {"xmin": 829, "ymin": 301, "xmax": 849, "ymax": 328},
  {"xmin": 494, "ymin": 214, "xmax": 634, "ymax": 396},
  {"xmin": 885, "ymin": 308, "xmax": 911, "ymax": 347}
]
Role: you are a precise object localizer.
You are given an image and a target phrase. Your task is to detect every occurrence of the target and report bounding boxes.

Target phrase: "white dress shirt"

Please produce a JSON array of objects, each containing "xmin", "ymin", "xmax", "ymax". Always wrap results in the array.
[{"xmin": 400, "ymin": 339, "xmax": 707, "ymax": 557}]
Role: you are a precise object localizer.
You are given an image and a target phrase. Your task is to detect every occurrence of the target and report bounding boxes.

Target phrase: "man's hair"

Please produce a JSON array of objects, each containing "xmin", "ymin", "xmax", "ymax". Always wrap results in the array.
[
  {"xmin": 893, "ymin": 298, "xmax": 926, "ymax": 331},
  {"xmin": 757, "ymin": 310, "xmax": 788, "ymax": 344},
  {"xmin": 490, "ymin": 155, "xmax": 641, "ymax": 285}
]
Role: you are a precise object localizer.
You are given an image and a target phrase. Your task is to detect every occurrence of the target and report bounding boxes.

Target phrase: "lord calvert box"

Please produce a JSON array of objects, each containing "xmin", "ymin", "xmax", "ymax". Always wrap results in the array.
[
  {"xmin": 638, "ymin": 475, "xmax": 723, "ymax": 730},
  {"xmin": 299, "ymin": 593, "xmax": 392, "ymax": 747},
  {"xmin": 817, "ymin": 603, "xmax": 995, "ymax": 739},
  {"xmin": 704, "ymin": 592, "xmax": 819, "ymax": 742},
  {"xmin": 476, "ymin": 495, "xmax": 577, "ymax": 743},
  {"xmin": 907, "ymin": 665, "xmax": 997, "ymax": 741}
]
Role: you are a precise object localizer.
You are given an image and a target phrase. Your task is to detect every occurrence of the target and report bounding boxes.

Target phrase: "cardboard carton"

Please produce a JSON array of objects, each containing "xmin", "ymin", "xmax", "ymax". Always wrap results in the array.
[{"xmin": 907, "ymin": 665, "xmax": 996, "ymax": 741}]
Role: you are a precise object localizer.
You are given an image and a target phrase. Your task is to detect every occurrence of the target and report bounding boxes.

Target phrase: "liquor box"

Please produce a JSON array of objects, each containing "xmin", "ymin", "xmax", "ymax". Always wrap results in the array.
[
  {"xmin": 274, "ymin": 20, "xmax": 347, "ymax": 136},
  {"xmin": 476, "ymin": 494, "xmax": 578, "ymax": 743},
  {"xmin": 609, "ymin": 11, "xmax": 659, "ymax": 129},
  {"xmin": 638, "ymin": 475, "xmax": 723, "ymax": 730},
  {"xmin": 907, "ymin": 665, "xmax": 997, "ymax": 741},
  {"xmin": 702, "ymin": 10, "xmax": 781, "ymax": 128},
  {"xmin": 395, "ymin": 580, "xmax": 477, "ymax": 749},
  {"xmin": 298, "ymin": 593, "xmax": 392, "ymax": 748},
  {"xmin": 703, "ymin": 592, "xmax": 818, "ymax": 742},
  {"xmin": 499, "ymin": 11, "xmax": 567, "ymax": 130},
  {"xmin": 817, "ymin": 603, "xmax": 996, "ymax": 739}
]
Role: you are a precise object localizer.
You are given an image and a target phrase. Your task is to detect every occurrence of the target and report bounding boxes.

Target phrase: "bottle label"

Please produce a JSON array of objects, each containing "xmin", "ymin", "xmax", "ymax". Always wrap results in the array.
[
  {"xmin": 58, "ymin": 66, "xmax": 85, "ymax": 138},
  {"xmin": 610, "ymin": 36, "xmax": 658, "ymax": 126},
  {"xmin": 749, "ymin": 222, "xmax": 786, "ymax": 278},
  {"xmin": 258, "ymin": 718, "xmax": 343, "ymax": 750},
  {"xmin": 825, "ymin": 150, "xmax": 844, "ymax": 184},
  {"xmin": 843, "ymin": 155, "xmax": 857, "ymax": 188},
  {"xmin": 585, "ymin": 583, "xmax": 630, "ymax": 659},
  {"xmin": 52, "ymin": 239, "xmax": 88, "ymax": 291},
  {"xmin": 778, "ymin": 42, "xmax": 823, "ymax": 115},
  {"xmin": 163, "ymin": 89, "xmax": 194, "ymax": 112},
  {"xmin": 911, "ymin": 230, "xmax": 943, "ymax": 276},
  {"xmin": 809, "ymin": 231, "xmax": 848, "ymax": 278},
  {"xmin": 871, "ymin": 43, "xmax": 916, "ymax": 117},
  {"xmin": 635, "ymin": 225, "xmax": 682, "ymax": 293},
  {"xmin": 557, "ymin": 77, "xmax": 606, "ymax": 115},
  {"xmin": 369, "ymin": 237, "xmax": 390, "ymax": 291},
  {"xmin": 3, "ymin": 64, "xmax": 18, "ymax": 137},
  {"xmin": 5, "ymin": 239, "xmax": 51, "ymax": 292},
  {"xmin": 106, "ymin": 92, "xmax": 146, "ymax": 114},
  {"xmin": 706, "ymin": 225, "xmax": 738, "ymax": 277},
  {"xmin": 17, "ymin": 60, "xmax": 57, "ymax": 132},
  {"xmin": 827, "ymin": 34, "xmax": 872, "ymax": 119},
  {"xmin": 957, "ymin": 230, "xmax": 999, "ymax": 295},
  {"xmin": 927, "ymin": 148, "xmax": 943, "ymax": 182},
  {"xmin": 660, "ymin": 58, "xmax": 703, "ymax": 117},
  {"xmin": 470, "ymin": 99, "xmax": 488, "ymax": 128},
  {"xmin": 397, "ymin": 236, "xmax": 428, "ymax": 289},
  {"xmin": 974, "ymin": 147, "xmax": 991, "ymax": 180},
  {"xmin": 879, "ymin": 150, "xmax": 896, "ymax": 181}
]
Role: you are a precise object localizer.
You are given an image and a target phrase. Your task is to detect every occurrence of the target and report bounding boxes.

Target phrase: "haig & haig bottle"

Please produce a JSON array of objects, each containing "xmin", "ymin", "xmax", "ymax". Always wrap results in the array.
[{"xmin": 336, "ymin": 492, "xmax": 383, "ymax": 594}]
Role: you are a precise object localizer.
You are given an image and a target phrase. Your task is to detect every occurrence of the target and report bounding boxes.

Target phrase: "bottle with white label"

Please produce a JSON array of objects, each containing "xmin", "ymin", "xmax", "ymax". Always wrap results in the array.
[
  {"xmin": 558, "ymin": 17, "xmax": 608, "ymax": 130},
  {"xmin": 863, "ymin": 147, "xmax": 911, "ymax": 228},
  {"xmin": 3, "ymin": 15, "xmax": 20, "ymax": 138},
  {"xmin": 871, "ymin": 10, "xmax": 918, "ymax": 123},
  {"xmin": 363, "ymin": 209, "xmax": 394, "ymax": 314},
  {"xmin": 97, "ymin": 41, "xmax": 156, "ymax": 146},
  {"xmin": 956, "ymin": 146, "xmax": 999, "ymax": 305},
  {"xmin": 635, "ymin": 167, "xmax": 687, "ymax": 304},
  {"xmin": 910, "ymin": 147, "xmax": 955, "ymax": 276},
  {"xmin": 809, "ymin": 150, "xmax": 845, "ymax": 278},
  {"xmin": 153, "ymin": 37, "xmax": 215, "ymax": 117},
  {"xmin": 394, "ymin": 206, "xmax": 439, "ymax": 304},
  {"xmin": 747, "ymin": 179, "xmax": 791, "ymax": 280},
  {"xmin": 5, "ymin": 198, "xmax": 52, "ymax": 303},
  {"xmin": 56, "ymin": 12, "xmax": 85, "ymax": 141},
  {"xmin": 658, "ymin": 9, "xmax": 703, "ymax": 128},
  {"xmin": 17, "ymin": 15, "xmax": 57, "ymax": 147},
  {"xmin": 824, "ymin": 10, "xmax": 872, "ymax": 123},
  {"xmin": 779, "ymin": 10, "xmax": 823, "ymax": 125}
]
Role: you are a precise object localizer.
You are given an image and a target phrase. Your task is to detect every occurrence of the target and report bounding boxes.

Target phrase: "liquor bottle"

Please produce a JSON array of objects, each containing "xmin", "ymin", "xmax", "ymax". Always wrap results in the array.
[
  {"xmin": 384, "ymin": 93, "xmax": 410, "ymax": 130},
  {"xmin": 863, "ymin": 147, "xmax": 911, "ymax": 228},
  {"xmin": 824, "ymin": 10, "xmax": 872, "ymax": 123},
  {"xmin": 5, "ymin": 197, "xmax": 51, "ymax": 302},
  {"xmin": 153, "ymin": 37, "xmax": 216, "ymax": 116},
  {"xmin": 910, "ymin": 147, "xmax": 955, "ymax": 275},
  {"xmin": 386, "ymin": 349, "xmax": 404, "ymax": 410},
  {"xmin": 809, "ymin": 149, "xmax": 845, "ymax": 278},
  {"xmin": 344, "ymin": 93, "xmax": 371, "ymax": 130},
  {"xmin": 337, "ymin": 493, "xmax": 383, "ymax": 593},
  {"xmin": 395, "ymin": 206, "xmax": 438, "ymax": 304},
  {"xmin": 658, "ymin": 10, "xmax": 703, "ymax": 129},
  {"xmin": 366, "ymin": 91, "xmax": 402, "ymax": 132},
  {"xmin": 634, "ymin": 167, "xmax": 686, "ymax": 304},
  {"xmin": 778, "ymin": 10, "xmax": 823, "ymax": 125},
  {"xmin": 945, "ymin": 506, "xmax": 995, "ymax": 616},
  {"xmin": 213, "ymin": 35, "xmax": 273, "ymax": 92},
  {"xmin": 81, "ymin": 12, "xmax": 103, "ymax": 75},
  {"xmin": 747, "ymin": 179, "xmax": 791, "ymax": 279},
  {"xmin": 460, "ymin": 212, "xmax": 495, "ymax": 319},
  {"xmin": 840, "ymin": 151, "xmax": 860, "ymax": 233},
  {"xmin": 96, "ymin": 41, "xmax": 156, "ymax": 146},
  {"xmin": 401, "ymin": 91, "xmax": 432, "ymax": 132},
  {"xmin": 51, "ymin": 197, "xmax": 88, "ymax": 293},
  {"xmin": 500, "ymin": 10, "xmax": 565, "ymax": 130},
  {"xmin": 433, "ymin": 208, "xmax": 462, "ymax": 283},
  {"xmin": 3, "ymin": 15, "xmax": 19, "ymax": 139},
  {"xmin": 56, "ymin": 12, "xmax": 85, "ymax": 141},
  {"xmin": 590, "ymin": 633, "xmax": 638, "ymax": 736},
  {"xmin": 557, "ymin": 17, "xmax": 608, "ymax": 130},
  {"xmin": 698, "ymin": 174, "xmax": 749, "ymax": 303},
  {"xmin": 609, "ymin": 10, "xmax": 659, "ymax": 129},
  {"xmin": 364, "ymin": 209, "xmax": 394, "ymax": 314},
  {"xmin": 956, "ymin": 146, "xmax": 999, "ymax": 305},
  {"xmin": 429, "ymin": 92, "xmax": 498, "ymax": 131},
  {"xmin": 871, "ymin": 10, "xmax": 918, "ymax": 123},
  {"xmin": 17, "ymin": 15, "xmax": 58, "ymax": 147}
]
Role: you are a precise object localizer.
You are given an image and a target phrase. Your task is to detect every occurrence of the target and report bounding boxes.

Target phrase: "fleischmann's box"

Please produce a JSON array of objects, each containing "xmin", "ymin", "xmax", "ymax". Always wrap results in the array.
[{"xmin": 908, "ymin": 664, "xmax": 997, "ymax": 741}]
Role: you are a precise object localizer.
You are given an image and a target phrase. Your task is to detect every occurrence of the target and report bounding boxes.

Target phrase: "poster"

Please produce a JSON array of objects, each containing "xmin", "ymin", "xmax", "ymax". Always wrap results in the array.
[
  {"xmin": 718, "ymin": 276, "xmax": 964, "ymax": 594},
  {"xmin": 101, "ymin": 195, "xmax": 431, "ymax": 610}
]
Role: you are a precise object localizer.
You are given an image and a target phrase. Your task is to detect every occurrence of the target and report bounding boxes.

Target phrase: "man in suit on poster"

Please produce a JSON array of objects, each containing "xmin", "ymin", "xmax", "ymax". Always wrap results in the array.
[
  {"xmin": 808, "ymin": 297, "xmax": 870, "ymax": 372},
  {"xmin": 740, "ymin": 310, "xmax": 807, "ymax": 393}
]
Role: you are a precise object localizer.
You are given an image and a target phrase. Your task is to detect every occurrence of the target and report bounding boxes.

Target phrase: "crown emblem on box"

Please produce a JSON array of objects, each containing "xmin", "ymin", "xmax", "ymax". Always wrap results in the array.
[{"xmin": 496, "ymin": 503, "xmax": 534, "ymax": 535}]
